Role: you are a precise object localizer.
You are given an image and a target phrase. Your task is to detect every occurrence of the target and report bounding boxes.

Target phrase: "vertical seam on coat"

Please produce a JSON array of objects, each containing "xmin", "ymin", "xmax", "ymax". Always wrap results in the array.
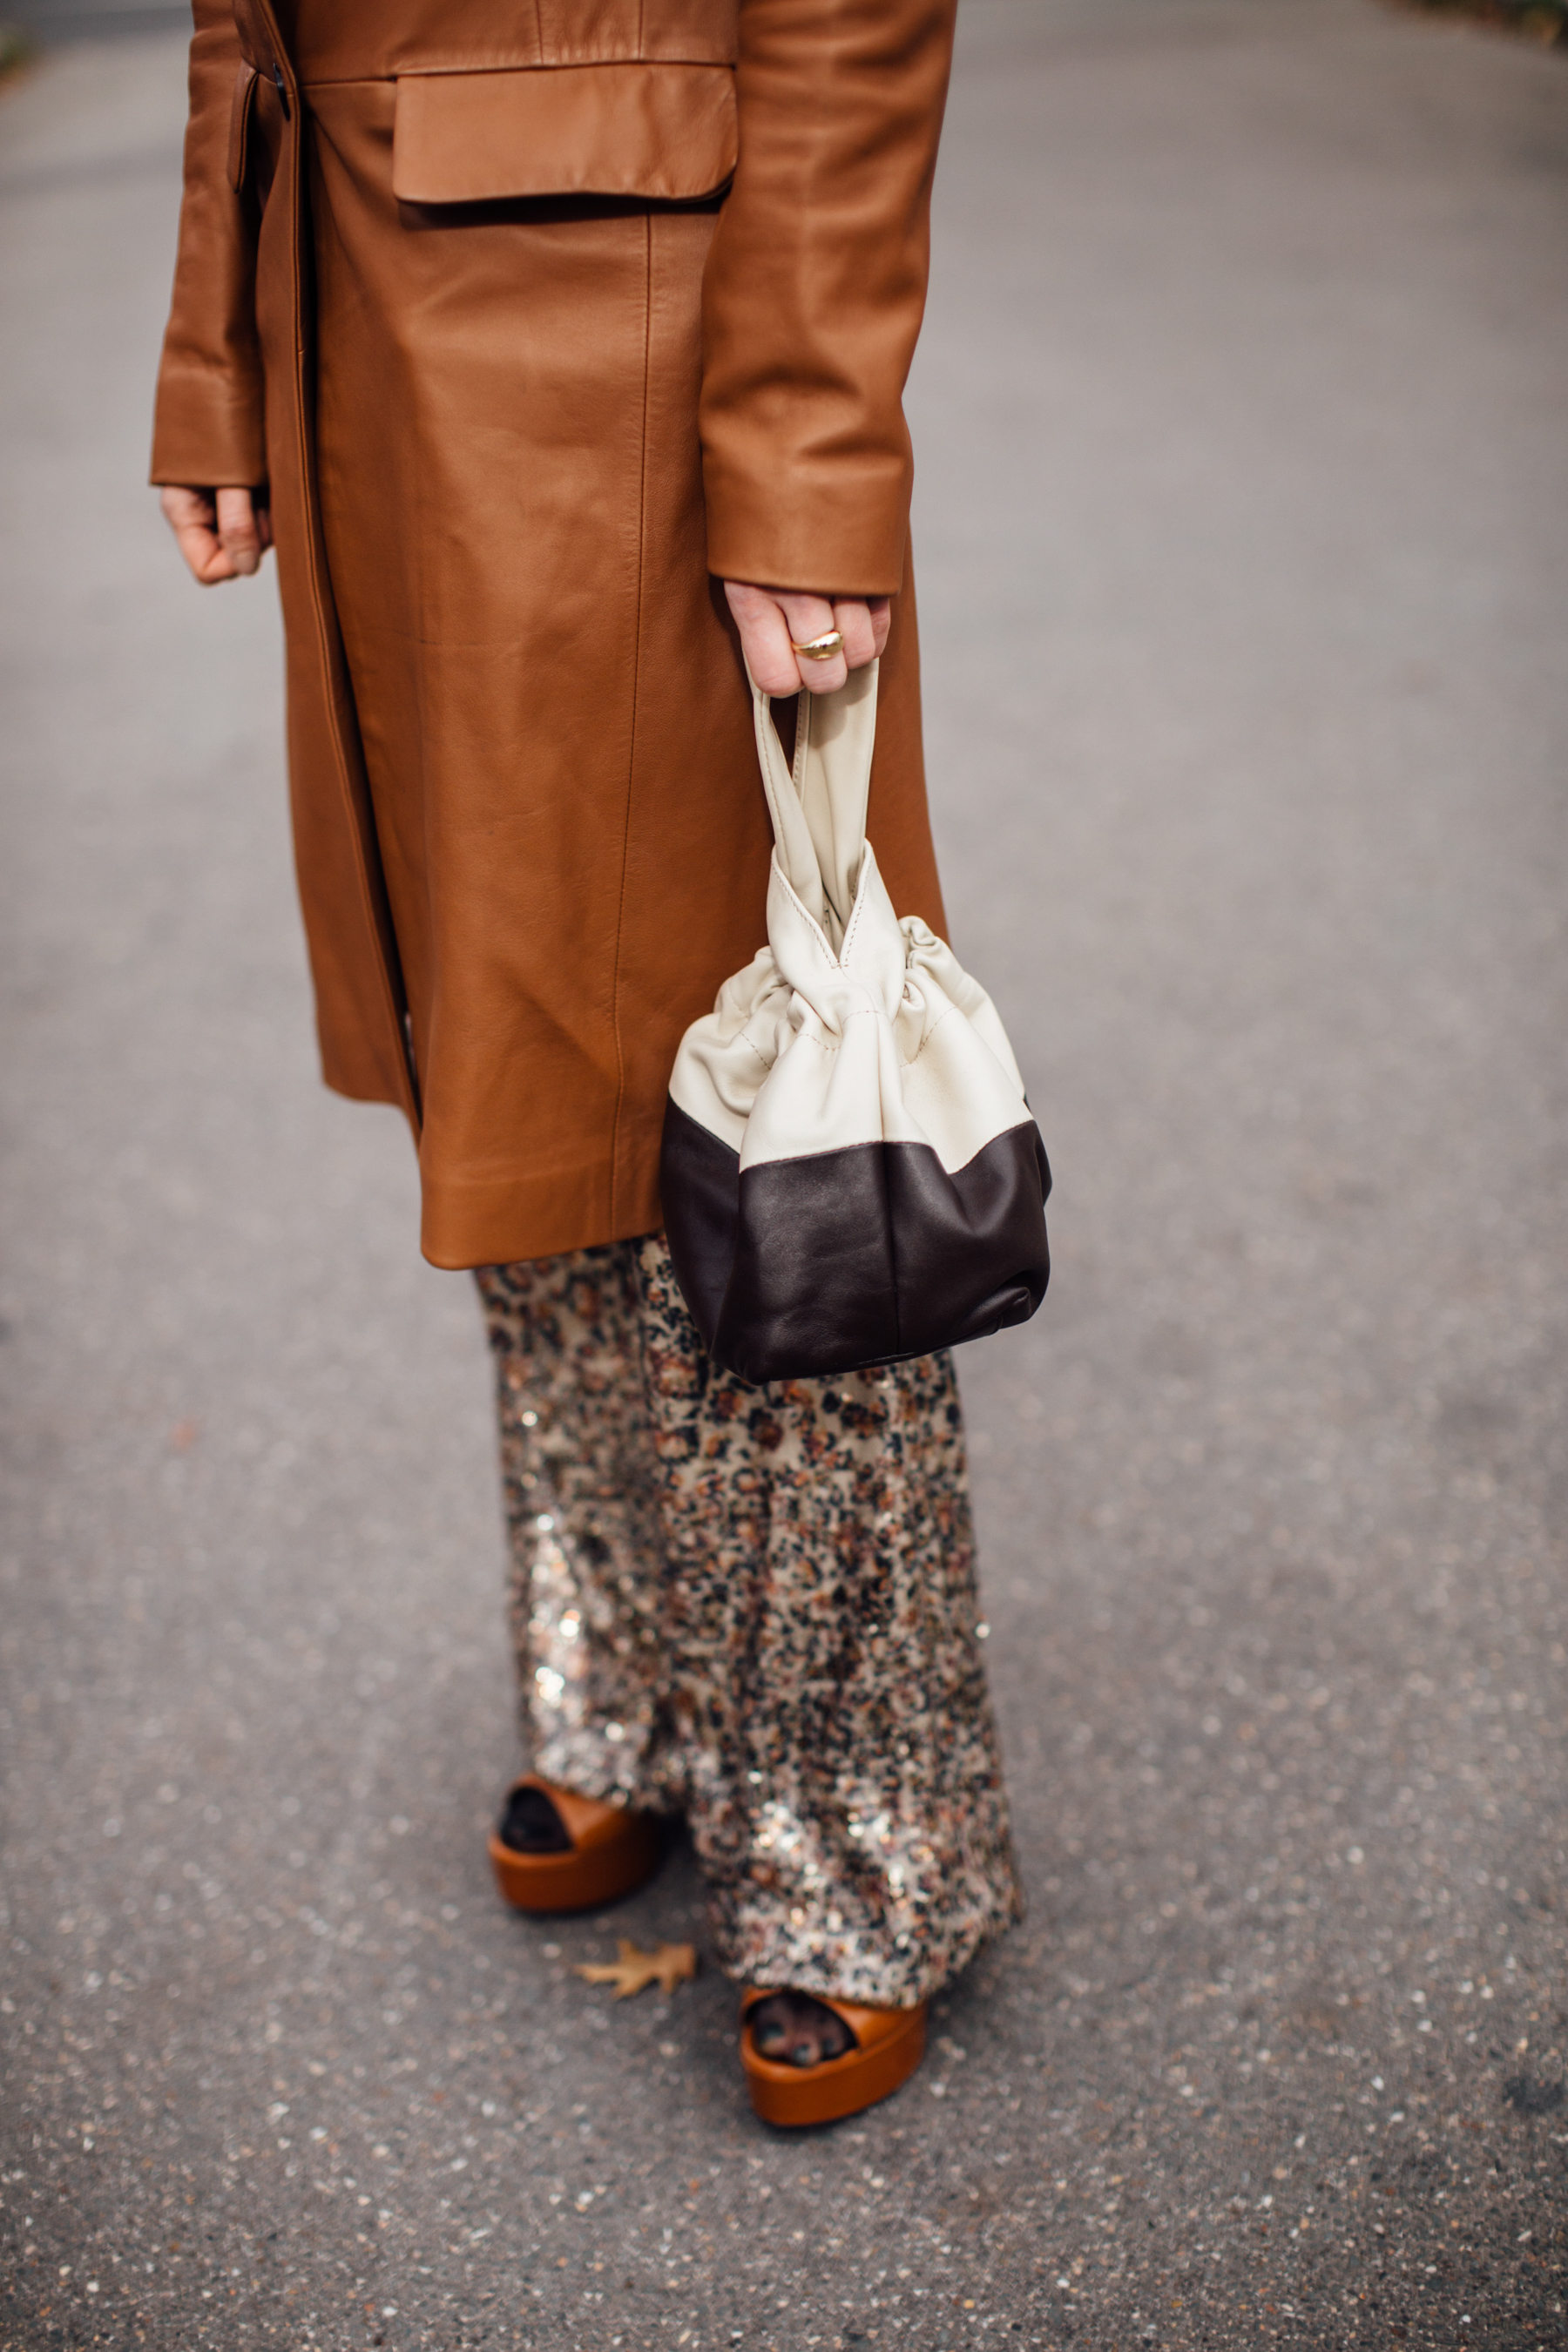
[{"xmin": 608, "ymin": 210, "xmax": 655, "ymax": 1234}]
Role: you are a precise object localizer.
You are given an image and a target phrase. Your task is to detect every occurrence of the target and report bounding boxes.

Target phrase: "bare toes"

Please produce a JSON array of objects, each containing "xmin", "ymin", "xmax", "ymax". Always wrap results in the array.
[{"xmin": 747, "ymin": 1993, "xmax": 856, "ymax": 2069}]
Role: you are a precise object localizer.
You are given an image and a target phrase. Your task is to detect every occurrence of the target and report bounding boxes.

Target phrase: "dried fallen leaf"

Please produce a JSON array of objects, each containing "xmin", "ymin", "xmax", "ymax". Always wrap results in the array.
[{"xmin": 575, "ymin": 1939, "xmax": 698, "ymax": 1999}]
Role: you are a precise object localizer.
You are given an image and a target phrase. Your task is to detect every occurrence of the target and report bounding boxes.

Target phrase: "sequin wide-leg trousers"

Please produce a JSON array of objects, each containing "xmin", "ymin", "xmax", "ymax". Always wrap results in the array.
[{"xmin": 473, "ymin": 1234, "xmax": 1023, "ymax": 2009}]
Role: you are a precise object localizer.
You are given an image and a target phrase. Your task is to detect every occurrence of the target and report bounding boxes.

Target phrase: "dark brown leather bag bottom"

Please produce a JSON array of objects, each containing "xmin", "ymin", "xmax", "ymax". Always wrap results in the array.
[{"xmin": 660, "ymin": 1100, "xmax": 1051, "ymax": 1384}]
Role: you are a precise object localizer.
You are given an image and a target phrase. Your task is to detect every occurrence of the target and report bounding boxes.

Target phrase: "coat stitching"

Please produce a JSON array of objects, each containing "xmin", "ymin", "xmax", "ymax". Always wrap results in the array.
[{"xmin": 606, "ymin": 211, "xmax": 654, "ymax": 1233}]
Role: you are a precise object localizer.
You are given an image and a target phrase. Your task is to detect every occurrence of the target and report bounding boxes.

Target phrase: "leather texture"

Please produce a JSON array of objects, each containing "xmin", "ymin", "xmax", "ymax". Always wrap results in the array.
[
  {"xmin": 661, "ymin": 666, "xmax": 1051, "ymax": 1384},
  {"xmin": 150, "ymin": 0, "xmax": 955, "ymax": 1268},
  {"xmin": 226, "ymin": 62, "xmax": 258, "ymax": 193},
  {"xmin": 391, "ymin": 63, "xmax": 738, "ymax": 205},
  {"xmin": 662, "ymin": 1105, "xmax": 1051, "ymax": 1382}
]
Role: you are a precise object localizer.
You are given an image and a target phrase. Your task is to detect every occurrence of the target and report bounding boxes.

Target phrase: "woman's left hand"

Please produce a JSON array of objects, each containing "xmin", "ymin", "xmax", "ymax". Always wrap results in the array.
[
  {"xmin": 159, "ymin": 484, "xmax": 274, "ymax": 584},
  {"xmin": 724, "ymin": 581, "xmax": 890, "ymax": 696}
]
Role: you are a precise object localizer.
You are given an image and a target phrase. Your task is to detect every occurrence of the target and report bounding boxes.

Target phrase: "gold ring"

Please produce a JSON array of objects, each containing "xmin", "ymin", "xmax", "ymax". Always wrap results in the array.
[{"xmin": 790, "ymin": 630, "xmax": 845, "ymax": 662}]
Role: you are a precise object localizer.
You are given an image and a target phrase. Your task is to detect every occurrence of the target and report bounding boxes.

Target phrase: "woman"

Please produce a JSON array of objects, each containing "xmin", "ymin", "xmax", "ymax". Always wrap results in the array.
[{"xmin": 154, "ymin": 0, "xmax": 1021, "ymax": 2126}]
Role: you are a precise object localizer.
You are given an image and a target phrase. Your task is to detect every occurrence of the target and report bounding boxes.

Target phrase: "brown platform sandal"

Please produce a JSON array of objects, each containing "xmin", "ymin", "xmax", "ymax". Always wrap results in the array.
[
  {"xmin": 487, "ymin": 1775, "xmax": 661, "ymax": 1915},
  {"xmin": 740, "ymin": 1989, "xmax": 928, "ymax": 2128}
]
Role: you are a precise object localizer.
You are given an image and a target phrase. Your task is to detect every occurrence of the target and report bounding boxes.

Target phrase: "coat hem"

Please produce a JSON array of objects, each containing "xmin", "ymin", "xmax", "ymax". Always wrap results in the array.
[{"xmin": 419, "ymin": 1159, "xmax": 665, "ymax": 1271}]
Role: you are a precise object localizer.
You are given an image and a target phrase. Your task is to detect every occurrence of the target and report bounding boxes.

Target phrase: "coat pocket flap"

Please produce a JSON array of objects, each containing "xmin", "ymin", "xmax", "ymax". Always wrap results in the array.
[{"xmin": 392, "ymin": 62, "xmax": 737, "ymax": 206}]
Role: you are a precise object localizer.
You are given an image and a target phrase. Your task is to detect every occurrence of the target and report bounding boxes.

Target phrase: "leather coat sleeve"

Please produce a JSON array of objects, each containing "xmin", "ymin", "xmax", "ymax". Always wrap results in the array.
[
  {"xmin": 699, "ymin": 0, "xmax": 956, "ymax": 598},
  {"xmin": 149, "ymin": 0, "xmax": 267, "ymax": 489}
]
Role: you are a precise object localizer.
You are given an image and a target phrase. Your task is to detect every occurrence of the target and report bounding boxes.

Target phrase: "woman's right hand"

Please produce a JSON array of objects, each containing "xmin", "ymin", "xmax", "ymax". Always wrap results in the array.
[
  {"xmin": 159, "ymin": 485, "xmax": 273, "ymax": 585},
  {"xmin": 723, "ymin": 580, "xmax": 889, "ymax": 697}
]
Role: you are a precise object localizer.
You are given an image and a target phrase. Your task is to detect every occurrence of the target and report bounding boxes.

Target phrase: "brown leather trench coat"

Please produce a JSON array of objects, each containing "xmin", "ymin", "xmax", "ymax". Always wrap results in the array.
[{"xmin": 152, "ymin": 0, "xmax": 955, "ymax": 1268}]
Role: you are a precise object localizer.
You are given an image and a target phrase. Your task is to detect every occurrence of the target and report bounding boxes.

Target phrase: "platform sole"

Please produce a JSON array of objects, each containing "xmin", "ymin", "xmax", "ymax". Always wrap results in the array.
[
  {"xmin": 488, "ymin": 1788, "xmax": 661, "ymax": 1916},
  {"xmin": 741, "ymin": 1994, "xmax": 928, "ymax": 2127}
]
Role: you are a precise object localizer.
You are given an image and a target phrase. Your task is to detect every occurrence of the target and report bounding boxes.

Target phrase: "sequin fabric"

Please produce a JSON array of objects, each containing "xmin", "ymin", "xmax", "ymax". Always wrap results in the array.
[{"xmin": 474, "ymin": 1233, "xmax": 1023, "ymax": 2008}]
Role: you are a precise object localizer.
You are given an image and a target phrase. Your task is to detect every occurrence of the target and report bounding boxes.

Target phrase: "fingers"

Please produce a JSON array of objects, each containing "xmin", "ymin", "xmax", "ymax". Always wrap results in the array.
[
  {"xmin": 722, "ymin": 583, "xmax": 890, "ymax": 696},
  {"xmin": 723, "ymin": 580, "xmax": 808, "ymax": 694},
  {"xmin": 831, "ymin": 598, "xmax": 878, "ymax": 672},
  {"xmin": 159, "ymin": 483, "xmax": 270, "ymax": 585},
  {"xmin": 215, "ymin": 484, "xmax": 262, "ymax": 577},
  {"xmin": 160, "ymin": 484, "xmax": 224, "ymax": 583},
  {"xmin": 771, "ymin": 590, "xmax": 847, "ymax": 694}
]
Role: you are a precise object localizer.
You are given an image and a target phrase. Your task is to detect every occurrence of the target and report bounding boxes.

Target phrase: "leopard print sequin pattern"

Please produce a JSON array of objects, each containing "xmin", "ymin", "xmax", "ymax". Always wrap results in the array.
[{"xmin": 475, "ymin": 1234, "xmax": 1022, "ymax": 2009}]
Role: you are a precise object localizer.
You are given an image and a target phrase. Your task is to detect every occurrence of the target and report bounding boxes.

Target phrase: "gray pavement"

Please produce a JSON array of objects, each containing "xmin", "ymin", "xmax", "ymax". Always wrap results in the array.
[
  {"xmin": 0, "ymin": 4, "xmax": 190, "ymax": 51},
  {"xmin": 2, "ymin": 3, "xmax": 1566, "ymax": 2346}
]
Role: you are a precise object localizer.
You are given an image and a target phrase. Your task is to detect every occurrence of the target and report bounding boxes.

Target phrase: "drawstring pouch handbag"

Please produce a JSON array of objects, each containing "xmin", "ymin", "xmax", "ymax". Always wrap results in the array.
[{"xmin": 659, "ymin": 659, "xmax": 1051, "ymax": 1385}]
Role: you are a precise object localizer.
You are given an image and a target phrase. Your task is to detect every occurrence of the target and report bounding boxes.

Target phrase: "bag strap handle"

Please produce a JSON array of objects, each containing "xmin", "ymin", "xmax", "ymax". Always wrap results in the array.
[{"xmin": 748, "ymin": 659, "xmax": 879, "ymax": 953}]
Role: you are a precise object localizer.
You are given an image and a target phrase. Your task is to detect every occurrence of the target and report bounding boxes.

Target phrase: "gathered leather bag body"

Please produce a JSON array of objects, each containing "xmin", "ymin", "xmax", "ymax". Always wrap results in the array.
[{"xmin": 659, "ymin": 663, "xmax": 1051, "ymax": 1384}]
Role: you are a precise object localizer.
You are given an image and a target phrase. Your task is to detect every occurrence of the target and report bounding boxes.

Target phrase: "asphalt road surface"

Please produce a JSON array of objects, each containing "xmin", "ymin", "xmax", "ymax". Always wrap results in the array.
[{"xmin": 2, "ymin": 4, "xmax": 1566, "ymax": 2348}]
